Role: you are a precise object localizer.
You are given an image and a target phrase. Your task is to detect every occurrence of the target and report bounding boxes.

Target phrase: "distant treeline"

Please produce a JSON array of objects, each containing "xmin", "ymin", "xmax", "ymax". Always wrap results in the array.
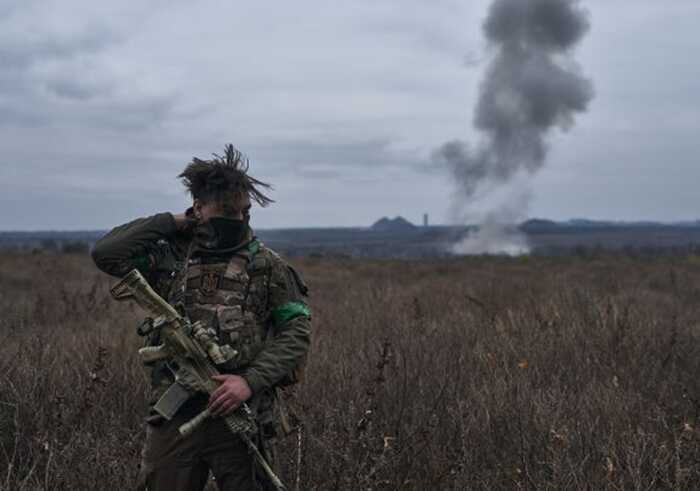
[
  {"xmin": 15, "ymin": 240, "xmax": 700, "ymax": 260},
  {"xmin": 3, "ymin": 239, "xmax": 92, "ymax": 255},
  {"xmin": 6, "ymin": 224, "xmax": 700, "ymax": 258},
  {"xmin": 533, "ymin": 243, "xmax": 700, "ymax": 258}
]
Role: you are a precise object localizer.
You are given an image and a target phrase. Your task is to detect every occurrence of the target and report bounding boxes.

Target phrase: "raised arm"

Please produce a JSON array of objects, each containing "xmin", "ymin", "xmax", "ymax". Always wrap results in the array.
[{"xmin": 92, "ymin": 212, "xmax": 184, "ymax": 278}]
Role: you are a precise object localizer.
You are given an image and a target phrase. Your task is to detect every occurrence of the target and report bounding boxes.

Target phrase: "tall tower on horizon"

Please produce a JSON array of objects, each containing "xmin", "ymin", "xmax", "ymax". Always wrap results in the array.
[{"xmin": 423, "ymin": 213, "xmax": 429, "ymax": 227}]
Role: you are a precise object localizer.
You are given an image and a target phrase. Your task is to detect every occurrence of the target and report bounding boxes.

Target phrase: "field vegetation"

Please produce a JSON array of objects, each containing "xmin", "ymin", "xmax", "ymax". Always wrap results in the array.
[{"xmin": 1, "ymin": 251, "xmax": 699, "ymax": 489}]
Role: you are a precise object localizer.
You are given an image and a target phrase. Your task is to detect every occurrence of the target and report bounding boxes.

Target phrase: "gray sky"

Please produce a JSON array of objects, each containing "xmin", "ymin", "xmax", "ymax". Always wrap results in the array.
[{"xmin": 1, "ymin": 0, "xmax": 699, "ymax": 230}]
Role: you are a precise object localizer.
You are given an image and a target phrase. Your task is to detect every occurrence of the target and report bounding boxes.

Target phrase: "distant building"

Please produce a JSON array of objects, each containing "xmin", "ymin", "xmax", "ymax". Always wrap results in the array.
[
  {"xmin": 371, "ymin": 216, "xmax": 416, "ymax": 232},
  {"xmin": 423, "ymin": 213, "xmax": 429, "ymax": 227}
]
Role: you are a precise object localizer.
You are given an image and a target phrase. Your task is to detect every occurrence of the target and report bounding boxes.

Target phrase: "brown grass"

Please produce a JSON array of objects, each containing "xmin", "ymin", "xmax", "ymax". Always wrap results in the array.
[{"xmin": 1, "ymin": 252, "xmax": 699, "ymax": 490}]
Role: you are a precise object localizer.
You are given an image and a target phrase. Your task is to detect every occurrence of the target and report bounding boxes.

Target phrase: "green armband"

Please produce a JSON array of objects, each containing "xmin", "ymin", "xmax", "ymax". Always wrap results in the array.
[{"xmin": 271, "ymin": 302, "xmax": 311, "ymax": 326}]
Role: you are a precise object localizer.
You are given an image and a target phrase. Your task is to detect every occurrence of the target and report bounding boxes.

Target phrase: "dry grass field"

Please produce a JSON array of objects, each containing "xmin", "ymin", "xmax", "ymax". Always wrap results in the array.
[{"xmin": 1, "ymin": 251, "xmax": 700, "ymax": 490}]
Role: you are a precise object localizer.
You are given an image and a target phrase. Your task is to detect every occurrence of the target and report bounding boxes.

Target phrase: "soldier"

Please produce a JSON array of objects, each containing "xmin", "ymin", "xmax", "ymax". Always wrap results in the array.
[{"xmin": 92, "ymin": 145, "xmax": 311, "ymax": 490}]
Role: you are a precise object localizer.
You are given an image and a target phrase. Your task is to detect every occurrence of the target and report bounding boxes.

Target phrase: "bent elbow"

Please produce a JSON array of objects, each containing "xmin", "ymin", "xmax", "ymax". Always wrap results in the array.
[
  {"xmin": 90, "ymin": 239, "xmax": 120, "ymax": 277},
  {"xmin": 90, "ymin": 241, "xmax": 106, "ymax": 269}
]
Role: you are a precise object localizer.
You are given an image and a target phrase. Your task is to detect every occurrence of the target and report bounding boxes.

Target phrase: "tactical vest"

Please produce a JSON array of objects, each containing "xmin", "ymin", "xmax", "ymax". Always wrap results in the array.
[{"xmin": 169, "ymin": 240, "xmax": 270, "ymax": 372}]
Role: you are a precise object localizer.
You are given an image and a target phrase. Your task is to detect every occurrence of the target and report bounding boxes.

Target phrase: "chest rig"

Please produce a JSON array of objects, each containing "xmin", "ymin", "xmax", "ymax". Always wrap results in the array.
[{"xmin": 168, "ymin": 240, "xmax": 270, "ymax": 372}]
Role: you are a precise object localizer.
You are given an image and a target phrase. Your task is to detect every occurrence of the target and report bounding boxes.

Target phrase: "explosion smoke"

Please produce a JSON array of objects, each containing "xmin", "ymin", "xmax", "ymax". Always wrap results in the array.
[{"xmin": 435, "ymin": 0, "xmax": 594, "ymax": 254}]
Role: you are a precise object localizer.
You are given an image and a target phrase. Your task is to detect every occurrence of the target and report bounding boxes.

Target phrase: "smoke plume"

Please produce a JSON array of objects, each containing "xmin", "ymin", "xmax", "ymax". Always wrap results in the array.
[{"xmin": 435, "ymin": 0, "xmax": 594, "ymax": 254}]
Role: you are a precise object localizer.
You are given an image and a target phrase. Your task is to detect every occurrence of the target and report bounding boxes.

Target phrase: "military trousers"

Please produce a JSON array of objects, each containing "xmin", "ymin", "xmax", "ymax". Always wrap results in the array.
[{"xmin": 137, "ymin": 410, "xmax": 275, "ymax": 491}]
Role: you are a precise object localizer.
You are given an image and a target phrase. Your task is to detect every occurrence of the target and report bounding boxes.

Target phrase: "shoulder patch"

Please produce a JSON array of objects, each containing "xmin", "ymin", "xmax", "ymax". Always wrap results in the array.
[
  {"xmin": 265, "ymin": 246, "xmax": 309, "ymax": 297},
  {"xmin": 261, "ymin": 244, "xmax": 283, "ymax": 263}
]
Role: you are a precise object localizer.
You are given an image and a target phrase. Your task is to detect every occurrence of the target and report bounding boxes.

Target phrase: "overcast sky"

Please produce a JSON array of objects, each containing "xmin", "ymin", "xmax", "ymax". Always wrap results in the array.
[{"xmin": 1, "ymin": 0, "xmax": 699, "ymax": 230}]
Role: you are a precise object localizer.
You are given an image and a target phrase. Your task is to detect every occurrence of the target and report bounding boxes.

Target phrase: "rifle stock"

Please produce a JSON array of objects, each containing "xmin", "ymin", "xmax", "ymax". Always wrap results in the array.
[{"xmin": 110, "ymin": 269, "xmax": 181, "ymax": 321}]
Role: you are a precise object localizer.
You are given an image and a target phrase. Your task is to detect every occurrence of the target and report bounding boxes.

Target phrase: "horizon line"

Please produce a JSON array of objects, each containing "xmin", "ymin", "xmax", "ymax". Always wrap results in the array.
[{"xmin": 3, "ymin": 217, "xmax": 700, "ymax": 234}]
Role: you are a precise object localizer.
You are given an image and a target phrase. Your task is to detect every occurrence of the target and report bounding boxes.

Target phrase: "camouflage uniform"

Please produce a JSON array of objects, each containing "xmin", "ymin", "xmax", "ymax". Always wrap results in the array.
[{"xmin": 92, "ymin": 213, "xmax": 311, "ymax": 490}]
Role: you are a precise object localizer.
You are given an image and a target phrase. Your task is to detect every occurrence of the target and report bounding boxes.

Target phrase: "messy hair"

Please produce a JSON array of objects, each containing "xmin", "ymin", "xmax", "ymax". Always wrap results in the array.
[{"xmin": 179, "ymin": 144, "xmax": 274, "ymax": 213}]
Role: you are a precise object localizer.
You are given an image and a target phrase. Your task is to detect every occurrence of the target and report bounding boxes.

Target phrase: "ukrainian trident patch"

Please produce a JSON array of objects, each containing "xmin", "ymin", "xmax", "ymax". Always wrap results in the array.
[{"xmin": 200, "ymin": 270, "xmax": 220, "ymax": 295}]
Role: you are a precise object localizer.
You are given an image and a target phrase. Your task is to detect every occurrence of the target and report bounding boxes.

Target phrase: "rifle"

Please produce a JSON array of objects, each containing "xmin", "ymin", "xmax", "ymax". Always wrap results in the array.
[{"xmin": 110, "ymin": 268, "xmax": 286, "ymax": 490}]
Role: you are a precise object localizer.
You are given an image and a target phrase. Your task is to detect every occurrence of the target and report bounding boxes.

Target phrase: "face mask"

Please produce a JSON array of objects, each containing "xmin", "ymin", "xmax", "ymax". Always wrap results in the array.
[{"xmin": 194, "ymin": 216, "xmax": 249, "ymax": 250}]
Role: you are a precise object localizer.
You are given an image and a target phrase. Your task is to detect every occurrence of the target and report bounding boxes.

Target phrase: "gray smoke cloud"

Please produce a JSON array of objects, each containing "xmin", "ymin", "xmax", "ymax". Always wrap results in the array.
[
  {"xmin": 452, "ymin": 188, "xmax": 531, "ymax": 255},
  {"xmin": 435, "ymin": 0, "xmax": 594, "ymax": 253}
]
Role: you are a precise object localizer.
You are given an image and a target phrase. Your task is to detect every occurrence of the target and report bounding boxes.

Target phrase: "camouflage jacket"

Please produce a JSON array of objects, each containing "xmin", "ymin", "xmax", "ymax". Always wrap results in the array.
[{"xmin": 92, "ymin": 213, "xmax": 311, "ymax": 426}]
